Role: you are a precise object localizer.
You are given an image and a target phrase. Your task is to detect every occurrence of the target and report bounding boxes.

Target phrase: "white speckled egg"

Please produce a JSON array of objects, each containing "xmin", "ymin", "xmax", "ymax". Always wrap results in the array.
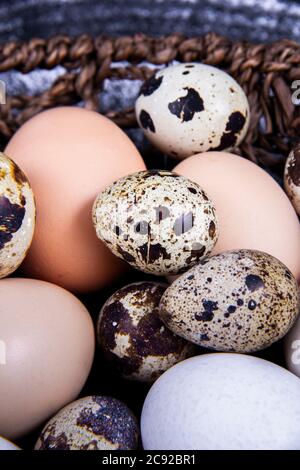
[
  {"xmin": 135, "ymin": 63, "xmax": 250, "ymax": 159},
  {"xmin": 97, "ymin": 281, "xmax": 196, "ymax": 382},
  {"xmin": 0, "ymin": 152, "xmax": 35, "ymax": 278},
  {"xmin": 141, "ymin": 353, "xmax": 300, "ymax": 450},
  {"xmin": 35, "ymin": 396, "xmax": 139, "ymax": 450},
  {"xmin": 284, "ymin": 144, "xmax": 300, "ymax": 215},
  {"xmin": 93, "ymin": 170, "xmax": 218, "ymax": 275},
  {"xmin": 159, "ymin": 249, "xmax": 299, "ymax": 352},
  {"xmin": 0, "ymin": 436, "xmax": 20, "ymax": 450},
  {"xmin": 284, "ymin": 311, "xmax": 300, "ymax": 379}
]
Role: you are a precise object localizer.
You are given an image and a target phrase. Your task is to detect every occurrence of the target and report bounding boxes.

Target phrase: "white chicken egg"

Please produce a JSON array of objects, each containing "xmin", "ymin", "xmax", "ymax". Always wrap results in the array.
[
  {"xmin": 135, "ymin": 63, "xmax": 250, "ymax": 159},
  {"xmin": 141, "ymin": 353, "xmax": 300, "ymax": 450},
  {"xmin": 0, "ymin": 436, "xmax": 20, "ymax": 450}
]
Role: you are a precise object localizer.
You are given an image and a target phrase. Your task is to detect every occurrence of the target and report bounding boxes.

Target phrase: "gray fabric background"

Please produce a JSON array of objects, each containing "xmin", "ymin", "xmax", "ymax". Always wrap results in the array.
[{"xmin": 0, "ymin": 0, "xmax": 298, "ymax": 44}]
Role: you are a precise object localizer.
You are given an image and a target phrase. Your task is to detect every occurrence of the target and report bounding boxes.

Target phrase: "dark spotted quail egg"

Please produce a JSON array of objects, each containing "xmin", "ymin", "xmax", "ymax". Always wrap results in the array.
[
  {"xmin": 0, "ymin": 152, "xmax": 35, "ymax": 278},
  {"xmin": 92, "ymin": 170, "xmax": 218, "ymax": 275},
  {"xmin": 159, "ymin": 249, "xmax": 299, "ymax": 353},
  {"xmin": 97, "ymin": 281, "xmax": 196, "ymax": 382},
  {"xmin": 284, "ymin": 143, "xmax": 300, "ymax": 215},
  {"xmin": 35, "ymin": 396, "xmax": 139, "ymax": 450},
  {"xmin": 135, "ymin": 63, "xmax": 250, "ymax": 159}
]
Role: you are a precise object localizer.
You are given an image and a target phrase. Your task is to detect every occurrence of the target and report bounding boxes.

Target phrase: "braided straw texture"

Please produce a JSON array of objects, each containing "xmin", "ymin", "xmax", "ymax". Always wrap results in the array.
[{"xmin": 0, "ymin": 32, "xmax": 299, "ymax": 172}]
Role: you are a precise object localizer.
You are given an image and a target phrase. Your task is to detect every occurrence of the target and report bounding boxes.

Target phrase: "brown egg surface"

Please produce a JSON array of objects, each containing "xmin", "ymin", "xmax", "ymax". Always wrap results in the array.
[
  {"xmin": 159, "ymin": 250, "xmax": 299, "ymax": 353},
  {"xmin": 0, "ymin": 278, "xmax": 95, "ymax": 439},
  {"xmin": 5, "ymin": 107, "xmax": 146, "ymax": 292}
]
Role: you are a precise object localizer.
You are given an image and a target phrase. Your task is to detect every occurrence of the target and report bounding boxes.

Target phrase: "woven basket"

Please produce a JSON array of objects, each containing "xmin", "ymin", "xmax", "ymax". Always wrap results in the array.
[{"xmin": 0, "ymin": 32, "xmax": 300, "ymax": 176}]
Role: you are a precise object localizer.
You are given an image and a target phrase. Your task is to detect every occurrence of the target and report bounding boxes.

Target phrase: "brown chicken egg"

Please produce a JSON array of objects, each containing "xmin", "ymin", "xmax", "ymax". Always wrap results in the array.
[{"xmin": 5, "ymin": 107, "xmax": 146, "ymax": 293}]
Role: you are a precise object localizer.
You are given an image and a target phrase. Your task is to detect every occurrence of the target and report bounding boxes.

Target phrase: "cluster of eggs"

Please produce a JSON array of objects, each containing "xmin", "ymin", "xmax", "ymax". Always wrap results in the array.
[{"xmin": 0, "ymin": 62, "xmax": 300, "ymax": 451}]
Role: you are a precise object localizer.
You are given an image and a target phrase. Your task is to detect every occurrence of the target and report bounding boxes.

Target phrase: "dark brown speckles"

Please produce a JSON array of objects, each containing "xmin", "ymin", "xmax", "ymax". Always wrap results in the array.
[
  {"xmin": 117, "ymin": 245, "xmax": 135, "ymax": 263},
  {"xmin": 248, "ymin": 300, "xmax": 257, "ymax": 310},
  {"xmin": 139, "ymin": 109, "xmax": 155, "ymax": 132},
  {"xmin": 0, "ymin": 196, "xmax": 25, "ymax": 250},
  {"xmin": 225, "ymin": 111, "xmax": 246, "ymax": 134},
  {"xmin": 36, "ymin": 424, "xmax": 71, "ymax": 450},
  {"xmin": 245, "ymin": 274, "xmax": 264, "ymax": 292},
  {"xmin": 186, "ymin": 243, "xmax": 206, "ymax": 264},
  {"xmin": 139, "ymin": 243, "xmax": 171, "ymax": 264},
  {"xmin": 140, "ymin": 74, "xmax": 163, "ymax": 97},
  {"xmin": 195, "ymin": 300, "xmax": 218, "ymax": 322},
  {"xmin": 114, "ymin": 226, "xmax": 122, "ymax": 236},
  {"xmin": 76, "ymin": 397, "xmax": 138, "ymax": 450},
  {"xmin": 210, "ymin": 111, "xmax": 246, "ymax": 151},
  {"xmin": 11, "ymin": 161, "xmax": 28, "ymax": 186},
  {"xmin": 209, "ymin": 220, "xmax": 216, "ymax": 239},
  {"xmin": 188, "ymin": 187, "xmax": 197, "ymax": 194},
  {"xmin": 168, "ymin": 87, "xmax": 204, "ymax": 122}
]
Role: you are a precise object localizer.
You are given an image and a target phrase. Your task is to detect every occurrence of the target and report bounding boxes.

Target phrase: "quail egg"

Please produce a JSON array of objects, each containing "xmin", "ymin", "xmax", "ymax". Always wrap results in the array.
[
  {"xmin": 0, "ymin": 152, "xmax": 35, "ymax": 278},
  {"xmin": 35, "ymin": 396, "xmax": 139, "ymax": 450},
  {"xmin": 93, "ymin": 170, "xmax": 218, "ymax": 275},
  {"xmin": 159, "ymin": 249, "xmax": 299, "ymax": 352},
  {"xmin": 97, "ymin": 281, "xmax": 196, "ymax": 382},
  {"xmin": 135, "ymin": 63, "xmax": 250, "ymax": 159},
  {"xmin": 284, "ymin": 144, "xmax": 300, "ymax": 215}
]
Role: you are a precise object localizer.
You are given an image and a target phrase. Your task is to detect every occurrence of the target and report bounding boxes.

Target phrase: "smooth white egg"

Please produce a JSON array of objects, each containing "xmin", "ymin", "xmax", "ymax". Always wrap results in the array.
[{"xmin": 141, "ymin": 353, "xmax": 300, "ymax": 450}]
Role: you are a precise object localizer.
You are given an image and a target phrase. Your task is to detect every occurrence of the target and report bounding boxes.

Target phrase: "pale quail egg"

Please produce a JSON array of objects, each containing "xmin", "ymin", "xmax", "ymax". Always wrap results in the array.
[
  {"xmin": 135, "ymin": 63, "xmax": 250, "ymax": 159},
  {"xmin": 92, "ymin": 170, "xmax": 218, "ymax": 275},
  {"xmin": 159, "ymin": 249, "xmax": 299, "ymax": 352},
  {"xmin": 35, "ymin": 396, "xmax": 139, "ymax": 450},
  {"xmin": 97, "ymin": 281, "xmax": 196, "ymax": 382},
  {"xmin": 0, "ymin": 152, "xmax": 35, "ymax": 278}
]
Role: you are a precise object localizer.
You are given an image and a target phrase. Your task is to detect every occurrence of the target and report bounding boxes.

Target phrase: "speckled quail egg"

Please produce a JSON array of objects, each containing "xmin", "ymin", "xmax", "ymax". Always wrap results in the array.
[
  {"xmin": 135, "ymin": 63, "xmax": 250, "ymax": 159},
  {"xmin": 141, "ymin": 354, "xmax": 300, "ymax": 450},
  {"xmin": 0, "ymin": 152, "xmax": 35, "ymax": 278},
  {"xmin": 97, "ymin": 281, "xmax": 196, "ymax": 382},
  {"xmin": 284, "ymin": 143, "xmax": 300, "ymax": 215},
  {"xmin": 159, "ymin": 249, "xmax": 299, "ymax": 353},
  {"xmin": 93, "ymin": 170, "xmax": 218, "ymax": 275},
  {"xmin": 35, "ymin": 396, "xmax": 139, "ymax": 450}
]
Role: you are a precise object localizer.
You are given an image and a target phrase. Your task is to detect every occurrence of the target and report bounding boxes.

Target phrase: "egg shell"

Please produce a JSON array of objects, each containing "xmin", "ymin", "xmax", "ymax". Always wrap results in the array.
[
  {"xmin": 0, "ymin": 152, "xmax": 35, "ymax": 278},
  {"xmin": 284, "ymin": 311, "xmax": 300, "ymax": 379},
  {"xmin": 135, "ymin": 63, "xmax": 250, "ymax": 159},
  {"xmin": 174, "ymin": 152, "xmax": 300, "ymax": 282},
  {"xmin": 142, "ymin": 353, "xmax": 300, "ymax": 450},
  {"xmin": 97, "ymin": 281, "xmax": 196, "ymax": 382},
  {"xmin": 0, "ymin": 278, "xmax": 95, "ymax": 439},
  {"xmin": 159, "ymin": 249, "xmax": 299, "ymax": 352},
  {"xmin": 35, "ymin": 396, "xmax": 139, "ymax": 450},
  {"xmin": 284, "ymin": 144, "xmax": 300, "ymax": 215},
  {"xmin": 5, "ymin": 107, "xmax": 146, "ymax": 293},
  {"xmin": 93, "ymin": 169, "xmax": 218, "ymax": 275},
  {"xmin": 0, "ymin": 436, "xmax": 20, "ymax": 450}
]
